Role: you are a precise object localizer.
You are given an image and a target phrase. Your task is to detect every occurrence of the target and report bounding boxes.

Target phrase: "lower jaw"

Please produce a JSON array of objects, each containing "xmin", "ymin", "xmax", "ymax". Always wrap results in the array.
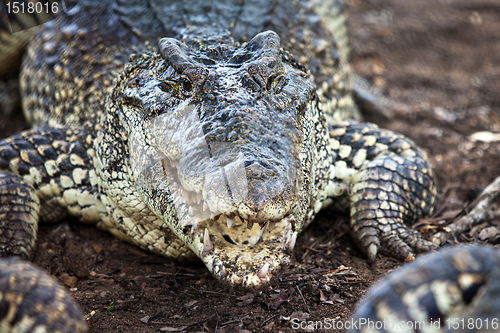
[{"xmin": 187, "ymin": 215, "xmax": 298, "ymax": 287}]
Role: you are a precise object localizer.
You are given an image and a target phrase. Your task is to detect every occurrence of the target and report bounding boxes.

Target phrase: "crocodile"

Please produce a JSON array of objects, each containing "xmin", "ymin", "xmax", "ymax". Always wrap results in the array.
[
  {"xmin": 0, "ymin": 257, "xmax": 87, "ymax": 332},
  {"xmin": 0, "ymin": 0, "xmax": 440, "ymax": 295},
  {"xmin": 349, "ymin": 245, "xmax": 500, "ymax": 333}
]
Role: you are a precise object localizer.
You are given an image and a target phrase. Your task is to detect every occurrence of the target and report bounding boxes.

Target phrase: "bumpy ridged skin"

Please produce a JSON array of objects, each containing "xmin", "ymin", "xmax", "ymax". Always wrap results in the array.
[
  {"xmin": 350, "ymin": 245, "xmax": 500, "ymax": 333},
  {"xmin": 0, "ymin": 0, "xmax": 443, "ymax": 326},
  {"xmin": 0, "ymin": 258, "xmax": 87, "ymax": 332},
  {"xmin": 0, "ymin": 127, "xmax": 95, "ymax": 253},
  {"xmin": 2, "ymin": 0, "xmax": 439, "ymax": 283},
  {"xmin": 328, "ymin": 121, "xmax": 438, "ymax": 260}
]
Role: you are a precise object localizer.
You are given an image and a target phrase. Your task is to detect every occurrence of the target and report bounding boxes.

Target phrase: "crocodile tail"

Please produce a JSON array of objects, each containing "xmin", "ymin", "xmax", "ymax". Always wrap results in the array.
[{"xmin": 353, "ymin": 74, "xmax": 402, "ymax": 119}]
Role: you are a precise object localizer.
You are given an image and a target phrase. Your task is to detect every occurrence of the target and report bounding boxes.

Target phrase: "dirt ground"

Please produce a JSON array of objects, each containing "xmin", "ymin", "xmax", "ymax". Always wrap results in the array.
[{"xmin": 1, "ymin": 0, "xmax": 500, "ymax": 332}]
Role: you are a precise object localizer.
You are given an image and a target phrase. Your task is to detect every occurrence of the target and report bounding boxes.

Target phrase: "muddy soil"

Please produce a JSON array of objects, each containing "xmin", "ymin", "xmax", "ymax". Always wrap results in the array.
[{"xmin": 1, "ymin": 0, "xmax": 500, "ymax": 332}]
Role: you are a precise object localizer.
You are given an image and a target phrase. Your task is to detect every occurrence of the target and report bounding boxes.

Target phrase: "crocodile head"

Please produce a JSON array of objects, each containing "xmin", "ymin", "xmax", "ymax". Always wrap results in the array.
[{"xmin": 113, "ymin": 30, "xmax": 322, "ymax": 288}]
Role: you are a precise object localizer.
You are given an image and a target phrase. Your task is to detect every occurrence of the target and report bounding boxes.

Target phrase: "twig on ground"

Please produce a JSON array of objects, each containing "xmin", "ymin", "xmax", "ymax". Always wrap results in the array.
[
  {"xmin": 431, "ymin": 176, "xmax": 500, "ymax": 244},
  {"xmin": 296, "ymin": 285, "xmax": 311, "ymax": 314}
]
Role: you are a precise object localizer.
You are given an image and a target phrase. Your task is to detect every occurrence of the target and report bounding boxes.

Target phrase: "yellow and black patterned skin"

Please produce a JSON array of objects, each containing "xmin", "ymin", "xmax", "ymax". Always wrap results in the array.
[
  {"xmin": 0, "ymin": 258, "xmax": 87, "ymax": 332},
  {"xmin": 0, "ymin": 0, "xmax": 442, "ymax": 327},
  {"xmin": 0, "ymin": 0, "xmax": 439, "ymax": 286},
  {"xmin": 328, "ymin": 121, "xmax": 437, "ymax": 260},
  {"xmin": 350, "ymin": 245, "xmax": 500, "ymax": 333}
]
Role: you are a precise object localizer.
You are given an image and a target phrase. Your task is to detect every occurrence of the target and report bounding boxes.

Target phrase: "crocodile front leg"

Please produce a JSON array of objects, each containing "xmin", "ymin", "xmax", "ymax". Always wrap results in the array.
[
  {"xmin": 0, "ymin": 172, "xmax": 39, "ymax": 257},
  {"xmin": 0, "ymin": 125, "xmax": 100, "ymax": 257},
  {"xmin": 326, "ymin": 121, "xmax": 438, "ymax": 260}
]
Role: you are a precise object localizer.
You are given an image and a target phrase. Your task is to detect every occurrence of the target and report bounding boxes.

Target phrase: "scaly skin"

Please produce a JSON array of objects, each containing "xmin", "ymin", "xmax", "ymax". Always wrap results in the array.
[
  {"xmin": 350, "ymin": 245, "xmax": 500, "ymax": 333},
  {"xmin": 0, "ymin": 0, "xmax": 438, "ymax": 291},
  {"xmin": 0, "ymin": 257, "xmax": 87, "ymax": 332}
]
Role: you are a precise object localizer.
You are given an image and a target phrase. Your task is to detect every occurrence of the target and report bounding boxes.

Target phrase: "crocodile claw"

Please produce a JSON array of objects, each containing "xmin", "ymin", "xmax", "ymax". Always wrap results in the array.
[{"xmin": 354, "ymin": 220, "xmax": 438, "ymax": 262}]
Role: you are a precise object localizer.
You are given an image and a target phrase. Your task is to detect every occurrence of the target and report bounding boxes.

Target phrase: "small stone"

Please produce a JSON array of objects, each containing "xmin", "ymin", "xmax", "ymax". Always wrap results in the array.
[
  {"xmin": 59, "ymin": 273, "xmax": 78, "ymax": 288},
  {"xmin": 91, "ymin": 243, "xmax": 102, "ymax": 253}
]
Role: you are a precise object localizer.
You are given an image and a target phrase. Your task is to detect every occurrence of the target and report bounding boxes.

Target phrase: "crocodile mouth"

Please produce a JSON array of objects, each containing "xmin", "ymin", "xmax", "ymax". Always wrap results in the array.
[
  {"xmin": 158, "ymin": 156, "xmax": 298, "ymax": 288},
  {"xmin": 125, "ymin": 98, "xmax": 303, "ymax": 287}
]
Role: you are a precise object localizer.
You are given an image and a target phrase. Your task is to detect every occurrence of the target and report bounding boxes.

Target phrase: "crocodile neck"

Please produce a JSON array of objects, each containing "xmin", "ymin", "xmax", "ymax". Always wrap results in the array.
[{"xmin": 110, "ymin": 0, "xmax": 275, "ymax": 42}]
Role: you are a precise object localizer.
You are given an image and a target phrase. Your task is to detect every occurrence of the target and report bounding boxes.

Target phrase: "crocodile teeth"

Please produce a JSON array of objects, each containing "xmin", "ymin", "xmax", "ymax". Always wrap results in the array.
[
  {"xmin": 257, "ymin": 262, "xmax": 269, "ymax": 279},
  {"xmin": 231, "ymin": 274, "xmax": 243, "ymax": 285},
  {"xmin": 171, "ymin": 159, "xmax": 179, "ymax": 168},
  {"xmin": 255, "ymin": 225, "xmax": 265, "ymax": 242},
  {"xmin": 203, "ymin": 228, "xmax": 214, "ymax": 253},
  {"xmin": 221, "ymin": 265, "xmax": 229, "ymax": 277},
  {"xmin": 284, "ymin": 229, "xmax": 291, "ymax": 244},
  {"xmin": 268, "ymin": 221, "xmax": 276, "ymax": 232},
  {"xmin": 227, "ymin": 217, "xmax": 234, "ymax": 229},
  {"xmin": 288, "ymin": 231, "xmax": 298, "ymax": 249},
  {"xmin": 196, "ymin": 193, "xmax": 202, "ymax": 204},
  {"xmin": 203, "ymin": 201, "xmax": 209, "ymax": 211},
  {"xmin": 188, "ymin": 206, "xmax": 195, "ymax": 217}
]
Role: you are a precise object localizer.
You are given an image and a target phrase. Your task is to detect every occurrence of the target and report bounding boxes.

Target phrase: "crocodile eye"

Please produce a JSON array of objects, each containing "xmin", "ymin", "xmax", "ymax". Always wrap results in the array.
[
  {"xmin": 181, "ymin": 77, "xmax": 192, "ymax": 93},
  {"xmin": 272, "ymin": 75, "xmax": 287, "ymax": 94}
]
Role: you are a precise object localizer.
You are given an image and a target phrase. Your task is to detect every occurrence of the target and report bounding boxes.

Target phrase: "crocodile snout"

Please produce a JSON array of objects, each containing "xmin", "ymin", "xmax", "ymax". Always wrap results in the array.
[{"xmin": 202, "ymin": 155, "xmax": 298, "ymax": 224}]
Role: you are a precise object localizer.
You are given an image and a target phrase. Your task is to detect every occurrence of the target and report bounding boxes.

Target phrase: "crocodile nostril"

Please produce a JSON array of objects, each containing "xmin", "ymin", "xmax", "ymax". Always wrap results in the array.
[
  {"xmin": 244, "ymin": 160, "xmax": 272, "ymax": 168},
  {"xmin": 245, "ymin": 162, "xmax": 275, "ymax": 178},
  {"xmin": 257, "ymin": 160, "xmax": 271, "ymax": 169}
]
